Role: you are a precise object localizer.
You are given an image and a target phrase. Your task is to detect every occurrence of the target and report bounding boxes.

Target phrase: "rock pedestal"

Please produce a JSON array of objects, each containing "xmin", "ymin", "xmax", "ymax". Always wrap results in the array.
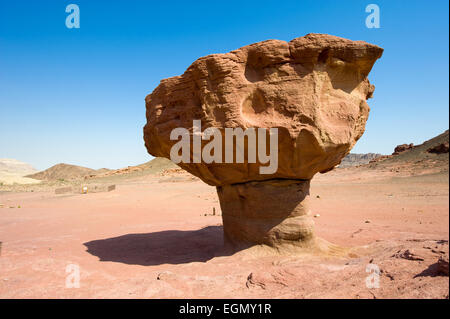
[{"xmin": 217, "ymin": 179, "xmax": 314, "ymax": 247}]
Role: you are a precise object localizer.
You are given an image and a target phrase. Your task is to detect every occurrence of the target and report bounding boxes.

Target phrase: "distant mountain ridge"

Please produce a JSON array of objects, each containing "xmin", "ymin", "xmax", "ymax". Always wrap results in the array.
[
  {"xmin": 85, "ymin": 157, "xmax": 177, "ymax": 179},
  {"xmin": 8, "ymin": 130, "xmax": 449, "ymax": 184},
  {"xmin": 25, "ymin": 158, "xmax": 177, "ymax": 182},
  {"xmin": 339, "ymin": 153, "xmax": 383, "ymax": 168}
]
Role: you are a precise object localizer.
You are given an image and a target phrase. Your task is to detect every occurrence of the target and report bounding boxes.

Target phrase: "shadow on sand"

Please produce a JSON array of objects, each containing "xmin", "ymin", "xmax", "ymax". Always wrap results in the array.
[{"xmin": 84, "ymin": 225, "xmax": 234, "ymax": 266}]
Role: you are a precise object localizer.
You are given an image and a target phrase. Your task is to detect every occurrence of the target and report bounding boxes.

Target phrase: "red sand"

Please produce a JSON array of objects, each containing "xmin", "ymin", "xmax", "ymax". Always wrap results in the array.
[{"xmin": 0, "ymin": 170, "xmax": 448, "ymax": 298}]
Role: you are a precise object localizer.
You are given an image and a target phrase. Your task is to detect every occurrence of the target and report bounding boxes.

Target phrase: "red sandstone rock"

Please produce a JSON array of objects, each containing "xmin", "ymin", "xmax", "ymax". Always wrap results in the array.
[
  {"xmin": 143, "ymin": 34, "xmax": 383, "ymax": 248},
  {"xmin": 144, "ymin": 33, "xmax": 383, "ymax": 186}
]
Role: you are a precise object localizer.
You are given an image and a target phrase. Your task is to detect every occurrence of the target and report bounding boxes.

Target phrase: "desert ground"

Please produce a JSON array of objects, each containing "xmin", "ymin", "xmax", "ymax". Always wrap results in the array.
[{"xmin": 0, "ymin": 150, "xmax": 448, "ymax": 298}]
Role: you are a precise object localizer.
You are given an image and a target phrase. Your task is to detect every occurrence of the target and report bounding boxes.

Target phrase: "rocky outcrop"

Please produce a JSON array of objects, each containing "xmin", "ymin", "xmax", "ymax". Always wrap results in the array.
[
  {"xmin": 143, "ymin": 33, "xmax": 383, "ymax": 249},
  {"xmin": 393, "ymin": 143, "xmax": 414, "ymax": 155}
]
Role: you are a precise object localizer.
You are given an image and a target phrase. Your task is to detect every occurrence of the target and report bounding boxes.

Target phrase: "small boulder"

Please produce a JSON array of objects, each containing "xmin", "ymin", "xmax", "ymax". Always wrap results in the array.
[{"xmin": 437, "ymin": 255, "xmax": 449, "ymax": 276}]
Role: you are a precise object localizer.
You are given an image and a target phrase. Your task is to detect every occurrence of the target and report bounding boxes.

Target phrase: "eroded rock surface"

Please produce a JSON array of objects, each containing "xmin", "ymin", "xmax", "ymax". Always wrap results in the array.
[
  {"xmin": 217, "ymin": 179, "xmax": 314, "ymax": 247},
  {"xmin": 144, "ymin": 33, "xmax": 383, "ymax": 186}
]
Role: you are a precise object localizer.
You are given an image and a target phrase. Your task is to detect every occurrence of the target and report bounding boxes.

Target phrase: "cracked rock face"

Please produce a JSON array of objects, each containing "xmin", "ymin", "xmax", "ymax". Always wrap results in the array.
[{"xmin": 143, "ymin": 33, "xmax": 383, "ymax": 248}]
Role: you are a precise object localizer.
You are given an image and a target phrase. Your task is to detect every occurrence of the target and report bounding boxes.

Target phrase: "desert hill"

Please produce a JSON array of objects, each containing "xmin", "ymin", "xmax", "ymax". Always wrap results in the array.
[
  {"xmin": 88, "ymin": 157, "xmax": 178, "ymax": 179},
  {"xmin": 23, "ymin": 157, "xmax": 178, "ymax": 183},
  {"xmin": 0, "ymin": 158, "xmax": 37, "ymax": 175},
  {"xmin": 26, "ymin": 163, "xmax": 98, "ymax": 181},
  {"xmin": 365, "ymin": 130, "xmax": 449, "ymax": 174},
  {"xmin": 136, "ymin": 157, "xmax": 177, "ymax": 171},
  {"xmin": 0, "ymin": 158, "xmax": 40, "ymax": 185}
]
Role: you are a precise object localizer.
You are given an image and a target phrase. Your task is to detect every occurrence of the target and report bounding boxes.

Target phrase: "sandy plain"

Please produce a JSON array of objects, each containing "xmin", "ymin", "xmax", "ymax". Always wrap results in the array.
[{"xmin": 0, "ymin": 165, "xmax": 448, "ymax": 299}]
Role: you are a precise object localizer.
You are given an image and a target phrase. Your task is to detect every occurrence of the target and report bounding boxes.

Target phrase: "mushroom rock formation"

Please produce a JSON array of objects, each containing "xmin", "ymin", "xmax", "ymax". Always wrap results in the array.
[{"xmin": 144, "ymin": 33, "xmax": 383, "ymax": 249}]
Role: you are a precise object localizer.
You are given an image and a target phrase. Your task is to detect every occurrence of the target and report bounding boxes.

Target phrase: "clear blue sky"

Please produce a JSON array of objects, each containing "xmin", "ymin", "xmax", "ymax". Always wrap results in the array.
[{"xmin": 0, "ymin": 0, "xmax": 448, "ymax": 170}]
